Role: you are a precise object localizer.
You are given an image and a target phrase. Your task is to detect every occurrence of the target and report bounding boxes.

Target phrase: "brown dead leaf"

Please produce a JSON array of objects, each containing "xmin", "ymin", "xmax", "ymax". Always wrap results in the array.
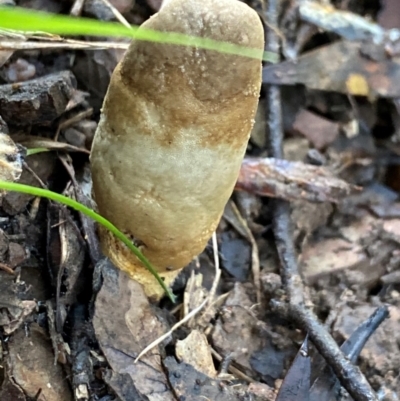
[
  {"xmin": 263, "ymin": 41, "xmax": 400, "ymax": 99},
  {"xmin": 292, "ymin": 109, "xmax": 340, "ymax": 150},
  {"xmin": 300, "ymin": 237, "xmax": 368, "ymax": 281},
  {"xmin": 7, "ymin": 324, "xmax": 73, "ymax": 401},
  {"xmin": 93, "ymin": 259, "xmax": 175, "ymax": 401},
  {"xmin": 176, "ymin": 330, "xmax": 217, "ymax": 378},
  {"xmin": 300, "ymin": 211, "xmax": 400, "ymax": 285}
]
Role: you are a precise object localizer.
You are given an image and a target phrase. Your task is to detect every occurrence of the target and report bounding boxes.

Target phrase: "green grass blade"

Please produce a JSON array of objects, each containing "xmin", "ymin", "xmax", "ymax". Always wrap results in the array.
[
  {"xmin": 0, "ymin": 7, "xmax": 278, "ymax": 62},
  {"xmin": 26, "ymin": 148, "xmax": 50, "ymax": 156},
  {"xmin": 0, "ymin": 180, "xmax": 176, "ymax": 303}
]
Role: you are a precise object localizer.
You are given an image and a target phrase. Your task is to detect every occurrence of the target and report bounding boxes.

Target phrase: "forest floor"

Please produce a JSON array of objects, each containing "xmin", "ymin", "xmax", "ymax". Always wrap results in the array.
[{"xmin": 0, "ymin": 0, "xmax": 399, "ymax": 400}]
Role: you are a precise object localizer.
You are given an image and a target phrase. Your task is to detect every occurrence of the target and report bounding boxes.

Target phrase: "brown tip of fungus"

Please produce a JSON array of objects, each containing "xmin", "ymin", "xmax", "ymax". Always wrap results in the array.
[{"xmin": 91, "ymin": 0, "xmax": 264, "ymax": 299}]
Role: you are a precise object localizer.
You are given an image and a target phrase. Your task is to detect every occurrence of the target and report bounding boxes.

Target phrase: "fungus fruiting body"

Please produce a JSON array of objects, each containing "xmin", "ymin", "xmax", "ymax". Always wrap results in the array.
[{"xmin": 91, "ymin": 0, "xmax": 264, "ymax": 299}]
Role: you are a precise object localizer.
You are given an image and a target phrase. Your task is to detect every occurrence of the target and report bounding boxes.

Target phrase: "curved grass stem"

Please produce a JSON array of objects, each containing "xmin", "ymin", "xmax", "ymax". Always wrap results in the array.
[{"xmin": 0, "ymin": 180, "xmax": 176, "ymax": 303}]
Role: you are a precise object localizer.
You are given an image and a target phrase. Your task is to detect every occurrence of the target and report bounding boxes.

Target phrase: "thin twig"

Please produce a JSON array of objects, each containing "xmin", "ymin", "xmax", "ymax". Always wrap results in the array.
[
  {"xmin": 99, "ymin": 0, "xmax": 132, "ymax": 29},
  {"xmin": 134, "ymin": 297, "xmax": 208, "ymax": 363},
  {"xmin": 207, "ymin": 232, "xmax": 221, "ymax": 306},
  {"xmin": 135, "ymin": 232, "xmax": 223, "ymax": 362},
  {"xmin": 0, "ymin": 40, "xmax": 129, "ymax": 51},
  {"xmin": 264, "ymin": 1, "xmax": 378, "ymax": 400},
  {"xmin": 0, "ymin": 262, "xmax": 15, "ymax": 275},
  {"xmin": 70, "ymin": 0, "xmax": 85, "ymax": 16},
  {"xmin": 210, "ymin": 348, "xmax": 255, "ymax": 383}
]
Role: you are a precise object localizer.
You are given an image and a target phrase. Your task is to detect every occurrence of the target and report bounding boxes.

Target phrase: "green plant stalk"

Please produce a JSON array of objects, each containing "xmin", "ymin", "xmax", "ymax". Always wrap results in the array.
[
  {"xmin": 0, "ymin": 180, "xmax": 176, "ymax": 302},
  {"xmin": 0, "ymin": 7, "xmax": 278, "ymax": 63},
  {"xmin": 26, "ymin": 148, "xmax": 50, "ymax": 156}
]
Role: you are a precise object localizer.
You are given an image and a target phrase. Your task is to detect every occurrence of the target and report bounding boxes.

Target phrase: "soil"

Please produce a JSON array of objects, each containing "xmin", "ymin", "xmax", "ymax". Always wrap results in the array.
[{"xmin": 0, "ymin": 0, "xmax": 400, "ymax": 400}]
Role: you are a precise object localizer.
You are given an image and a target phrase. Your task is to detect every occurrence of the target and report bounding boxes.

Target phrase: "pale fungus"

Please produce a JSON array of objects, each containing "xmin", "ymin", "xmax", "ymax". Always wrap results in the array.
[{"xmin": 91, "ymin": 0, "xmax": 264, "ymax": 299}]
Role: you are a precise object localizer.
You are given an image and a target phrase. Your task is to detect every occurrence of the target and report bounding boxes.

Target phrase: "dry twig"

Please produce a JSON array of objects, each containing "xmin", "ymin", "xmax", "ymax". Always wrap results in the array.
[{"xmin": 264, "ymin": 1, "xmax": 378, "ymax": 400}]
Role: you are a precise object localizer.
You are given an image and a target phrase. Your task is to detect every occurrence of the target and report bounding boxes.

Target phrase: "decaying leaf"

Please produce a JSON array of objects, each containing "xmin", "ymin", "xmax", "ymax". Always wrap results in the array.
[
  {"xmin": 176, "ymin": 330, "xmax": 217, "ymax": 378},
  {"xmin": 276, "ymin": 337, "xmax": 310, "ymax": 401},
  {"xmin": 0, "ymin": 372, "xmax": 26, "ymax": 401},
  {"xmin": 164, "ymin": 357, "xmax": 254, "ymax": 401},
  {"xmin": 93, "ymin": 259, "xmax": 175, "ymax": 401},
  {"xmin": 262, "ymin": 41, "xmax": 400, "ymax": 99},
  {"xmin": 7, "ymin": 324, "xmax": 73, "ymax": 401}
]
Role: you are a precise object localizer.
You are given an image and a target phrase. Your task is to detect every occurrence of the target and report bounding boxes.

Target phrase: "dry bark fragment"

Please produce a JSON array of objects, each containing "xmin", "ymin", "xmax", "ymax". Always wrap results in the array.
[
  {"xmin": 236, "ymin": 157, "xmax": 359, "ymax": 203},
  {"xmin": 0, "ymin": 70, "xmax": 77, "ymax": 126}
]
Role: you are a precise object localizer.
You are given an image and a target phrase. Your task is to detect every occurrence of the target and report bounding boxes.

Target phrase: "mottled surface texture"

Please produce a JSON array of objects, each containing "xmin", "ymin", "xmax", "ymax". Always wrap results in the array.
[{"xmin": 91, "ymin": 0, "xmax": 264, "ymax": 298}]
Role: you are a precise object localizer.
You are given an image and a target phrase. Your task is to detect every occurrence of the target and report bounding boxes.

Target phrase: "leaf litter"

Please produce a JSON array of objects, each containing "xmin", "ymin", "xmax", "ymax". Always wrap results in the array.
[{"xmin": 0, "ymin": 0, "xmax": 400, "ymax": 400}]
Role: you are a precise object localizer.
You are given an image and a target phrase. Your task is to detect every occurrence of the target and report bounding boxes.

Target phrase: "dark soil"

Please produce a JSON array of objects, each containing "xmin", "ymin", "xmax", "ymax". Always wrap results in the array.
[{"xmin": 0, "ymin": 0, "xmax": 399, "ymax": 400}]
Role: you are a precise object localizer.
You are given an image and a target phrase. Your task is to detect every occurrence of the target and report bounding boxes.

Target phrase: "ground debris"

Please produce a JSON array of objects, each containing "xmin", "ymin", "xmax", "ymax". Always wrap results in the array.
[
  {"xmin": 211, "ymin": 283, "xmax": 296, "ymax": 384},
  {"xmin": 263, "ymin": 40, "xmax": 400, "ymax": 99},
  {"xmin": 292, "ymin": 108, "xmax": 340, "ymax": 150},
  {"xmin": 164, "ymin": 356, "xmax": 274, "ymax": 401},
  {"xmin": 0, "ymin": 373, "xmax": 26, "ymax": 401},
  {"xmin": 176, "ymin": 329, "xmax": 217, "ymax": 377},
  {"xmin": 333, "ymin": 304, "xmax": 400, "ymax": 382},
  {"xmin": 2, "ymin": 152, "xmax": 56, "ymax": 215},
  {"xmin": 0, "ymin": 70, "xmax": 77, "ymax": 126},
  {"xmin": 236, "ymin": 157, "xmax": 359, "ymax": 203},
  {"xmin": 0, "ymin": 271, "xmax": 36, "ymax": 335},
  {"xmin": 298, "ymin": 2, "xmax": 389, "ymax": 43},
  {"xmin": 7, "ymin": 323, "xmax": 73, "ymax": 401},
  {"xmin": 1, "ymin": 0, "xmax": 400, "ymax": 399},
  {"xmin": 93, "ymin": 259, "xmax": 175, "ymax": 401},
  {"xmin": 0, "ymin": 116, "xmax": 23, "ymax": 185}
]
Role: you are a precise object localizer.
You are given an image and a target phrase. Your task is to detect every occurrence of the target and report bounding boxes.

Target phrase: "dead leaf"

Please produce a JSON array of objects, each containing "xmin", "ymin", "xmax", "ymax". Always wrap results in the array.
[
  {"xmin": 176, "ymin": 330, "xmax": 217, "ymax": 378},
  {"xmin": 164, "ymin": 356, "xmax": 251, "ymax": 401},
  {"xmin": 276, "ymin": 337, "xmax": 310, "ymax": 401},
  {"xmin": 93, "ymin": 259, "xmax": 175, "ymax": 401},
  {"xmin": 2, "ymin": 152, "xmax": 56, "ymax": 215},
  {"xmin": 292, "ymin": 109, "xmax": 340, "ymax": 150},
  {"xmin": 211, "ymin": 283, "xmax": 267, "ymax": 377},
  {"xmin": 378, "ymin": 0, "xmax": 400, "ymax": 30},
  {"xmin": 0, "ymin": 372, "xmax": 26, "ymax": 401},
  {"xmin": 263, "ymin": 41, "xmax": 400, "ymax": 99},
  {"xmin": 7, "ymin": 324, "xmax": 73, "ymax": 401}
]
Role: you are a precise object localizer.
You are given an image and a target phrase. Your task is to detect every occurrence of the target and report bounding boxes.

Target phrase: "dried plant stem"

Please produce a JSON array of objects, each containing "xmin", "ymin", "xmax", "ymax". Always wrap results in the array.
[{"xmin": 134, "ymin": 298, "xmax": 208, "ymax": 363}]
